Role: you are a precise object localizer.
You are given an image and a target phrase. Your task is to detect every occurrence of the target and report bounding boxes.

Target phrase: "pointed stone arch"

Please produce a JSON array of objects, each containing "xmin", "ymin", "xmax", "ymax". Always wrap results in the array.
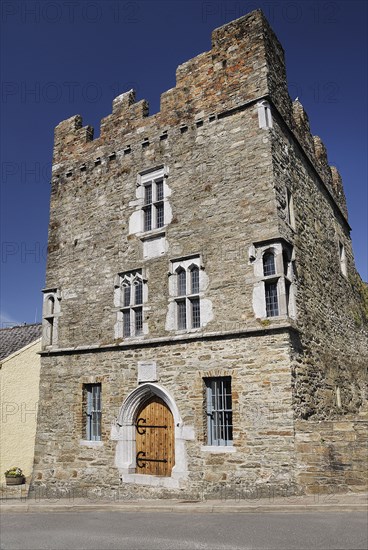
[{"xmin": 112, "ymin": 383, "xmax": 192, "ymax": 488}]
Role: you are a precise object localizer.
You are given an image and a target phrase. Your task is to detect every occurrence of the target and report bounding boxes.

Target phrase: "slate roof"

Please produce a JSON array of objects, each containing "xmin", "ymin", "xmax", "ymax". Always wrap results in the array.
[{"xmin": 0, "ymin": 323, "xmax": 42, "ymax": 361}]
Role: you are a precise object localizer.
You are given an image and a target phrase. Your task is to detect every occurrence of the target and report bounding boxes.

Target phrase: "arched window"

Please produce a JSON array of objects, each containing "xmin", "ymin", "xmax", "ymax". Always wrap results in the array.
[
  {"xmin": 263, "ymin": 252, "xmax": 276, "ymax": 276},
  {"xmin": 118, "ymin": 271, "xmax": 145, "ymax": 338},
  {"xmin": 46, "ymin": 296, "xmax": 55, "ymax": 317},
  {"xmin": 42, "ymin": 291, "xmax": 58, "ymax": 348},
  {"xmin": 177, "ymin": 268, "xmax": 186, "ymax": 296},
  {"xmin": 171, "ymin": 258, "xmax": 202, "ymax": 331}
]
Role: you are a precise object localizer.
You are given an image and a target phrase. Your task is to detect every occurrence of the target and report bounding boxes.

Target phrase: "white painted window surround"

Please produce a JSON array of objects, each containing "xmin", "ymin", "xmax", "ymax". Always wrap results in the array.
[
  {"xmin": 257, "ymin": 100, "xmax": 273, "ymax": 129},
  {"xmin": 114, "ymin": 270, "xmax": 148, "ymax": 340},
  {"xmin": 165, "ymin": 256, "xmax": 213, "ymax": 332},
  {"xmin": 129, "ymin": 166, "xmax": 172, "ymax": 259},
  {"xmin": 41, "ymin": 287, "xmax": 61, "ymax": 348},
  {"xmin": 251, "ymin": 241, "xmax": 296, "ymax": 320}
]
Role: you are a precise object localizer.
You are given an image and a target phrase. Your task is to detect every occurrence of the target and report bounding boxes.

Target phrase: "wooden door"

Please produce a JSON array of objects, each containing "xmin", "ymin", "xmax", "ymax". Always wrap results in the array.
[{"xmin": 135, "ymin": 396, "xmax": 174, "ymax": 476}]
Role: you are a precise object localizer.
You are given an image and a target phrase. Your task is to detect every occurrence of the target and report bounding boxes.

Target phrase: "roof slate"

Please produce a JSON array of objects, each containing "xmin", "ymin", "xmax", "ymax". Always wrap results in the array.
[{"xmin": 0, "ymin": 323, "xmax": 42, "ymax": 361}]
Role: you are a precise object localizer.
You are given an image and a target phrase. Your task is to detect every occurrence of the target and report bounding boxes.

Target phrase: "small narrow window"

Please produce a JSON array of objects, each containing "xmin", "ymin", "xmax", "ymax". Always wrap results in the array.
[
  {"xmin": 177, "ymin": 300, "xmax": 187, "ymax": 329},
  {"xmin": 285, "ymin": 280, "xmax": 291, "ymax": 315},
  {"xmin": 135, "ymin": 280, "xmax": 143, "ymax": 305},
  {"xmin": 84, "ymin": 384, "xmax": 102, "ymax": 441},
  {"xmin": 134, "ymin": 308, "xmax": 143, "ymax": 335},
  {"xmin": 42, "ymin": 291, "xmax": 58, "ymax": 348},
  {"xmin": 123, "ymin": 284, "xmax": 130, "ymax": 307},
  {"xmin": 190, "ymin": 266, "xmax": 199, "ymax": 294},
  {"xmin": 339, "ymin": 242, "xmax": 347, "ymax": 276},
  {"xmin": 263, "ymin": 252, "xmax": 276, "ymax": 276},
  {"xmin": 286, "ymin": 189, "xmax": 295, "ymax": 228},
  {"xmin": 177, "ymin": 269, "xmax": 186, "ymax": 296},
  {"xmin": 265, "ymin": 282, "xmax": 279, "ymax": 317},
  {"xmin": 191, "ymin": 298, "xmax": 200, "ymax": 328},
  {"xmin": 257, "ymin": 100, "xmax": 273, "ymax": 129},
  {"xmin": 123, "ymin": 310, "xmax": 131, "ymax": 337},
  {"xmin": 205, "ymin": 377, "xmax": 233, "ymax": 446}
]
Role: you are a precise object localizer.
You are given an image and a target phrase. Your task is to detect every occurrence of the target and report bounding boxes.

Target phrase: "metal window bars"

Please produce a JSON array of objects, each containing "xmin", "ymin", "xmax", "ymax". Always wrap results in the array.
[{"xmin": 206, "ymin": 377, "xmax": 233, "ymax": 446}]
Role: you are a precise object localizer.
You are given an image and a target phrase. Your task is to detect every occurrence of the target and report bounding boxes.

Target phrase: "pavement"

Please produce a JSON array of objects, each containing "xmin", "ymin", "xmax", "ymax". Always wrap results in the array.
[{"xmin": 1, "ymin": 490, "xmax": 367, "ymax": 514}]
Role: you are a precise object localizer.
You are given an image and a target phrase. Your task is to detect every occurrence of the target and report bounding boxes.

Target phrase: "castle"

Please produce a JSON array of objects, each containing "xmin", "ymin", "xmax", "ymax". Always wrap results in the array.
[{"xmin": 33, "ymin": 10, "xmax": 367, "ymax": 499}]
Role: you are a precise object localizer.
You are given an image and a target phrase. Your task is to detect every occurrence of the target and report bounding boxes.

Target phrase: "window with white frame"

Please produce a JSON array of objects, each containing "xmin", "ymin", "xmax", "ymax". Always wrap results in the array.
[
  {"xmin": 205, "ymin": 377, "xmax": 233, "ymax": 446},
  {"xmin": 115, "ymin": 270, "xmax": 146, "ymax": 338},
  {"xmin": 141, "ymin": 168, "xmax": 166, "ymax": 232},
  {"xmin": 174, "ymin": 261, "xmax": 201, "ymax": 330},
  {"xmin": 166, "ymin": 255, "xmax": 212, "ymax": 332},
  {"xmin": 257, "ymin": 100, "xmax": 273, "ymax": 129},
  {"xmin": 42, "ymin": 288, "xmax": 60, "ymax": 347},
  {"xmin": 83, "ymin": 384, "xmax": 101, "ymax": 441},
  {"xmin": 263, "ymin": 252, "xmax": 279, "ymax": 317},
  {"xmin": 251, "ymin": 241, "xmax": 296, "ymax": 320}
]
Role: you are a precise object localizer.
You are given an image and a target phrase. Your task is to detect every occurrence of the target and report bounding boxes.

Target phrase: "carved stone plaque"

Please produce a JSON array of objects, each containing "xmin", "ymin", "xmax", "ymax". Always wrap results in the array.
[{"xmin": 138, "ymin": 361, "xmax": 157, "ymax": 383}]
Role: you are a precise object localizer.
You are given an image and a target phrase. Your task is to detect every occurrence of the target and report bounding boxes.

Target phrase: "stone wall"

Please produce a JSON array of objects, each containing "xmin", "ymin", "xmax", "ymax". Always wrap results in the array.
[
  {"xmin": 46, "ymin": 103, "xmax": 279, "ymax": 350},
  {"xmin": 295, "ymin": 417, "xmax": 368, "ymax": 494},
  {"xmin": 33, "ymin": 331, "xmax": 297, "ymax": 499},
  {"xmin": 271, "ymin": 105, "xmax": 368, "ymax": 420}
]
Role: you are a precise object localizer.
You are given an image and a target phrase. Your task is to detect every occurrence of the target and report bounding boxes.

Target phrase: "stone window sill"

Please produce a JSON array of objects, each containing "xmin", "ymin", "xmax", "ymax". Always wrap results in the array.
[
  {"xmin": 138, "ymin": 228, "xmax": 166, "ymax": 241},
  {"xmin": 79, "ymin": 440, "xmax": 104, "ymax": 448},
  {"xmin": 201, "ymin": 445, "xmax": 236, "ymax": 453}
]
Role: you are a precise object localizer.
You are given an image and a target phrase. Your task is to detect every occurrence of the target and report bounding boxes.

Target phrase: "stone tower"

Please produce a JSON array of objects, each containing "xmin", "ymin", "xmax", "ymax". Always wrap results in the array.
[{"xmin": 33, "ymin": 10, "xmax": 367, "ymax": 499}]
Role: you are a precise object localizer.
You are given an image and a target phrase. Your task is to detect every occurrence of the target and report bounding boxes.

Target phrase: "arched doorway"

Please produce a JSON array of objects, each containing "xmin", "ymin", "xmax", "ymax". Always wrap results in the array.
[
  {"xmin": 113, "ymin": 383, "xmax": 191, "ymax": 488},
  {"xmin": 135, "ymin": 396, "xmax": 174, "ymax": 476}
]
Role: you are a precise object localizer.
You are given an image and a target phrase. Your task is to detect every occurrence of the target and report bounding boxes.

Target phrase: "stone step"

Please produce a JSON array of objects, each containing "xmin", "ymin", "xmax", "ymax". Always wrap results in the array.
[{"xmin": 0, "ymin": 482, "xmax": 29, "ymax": 500}]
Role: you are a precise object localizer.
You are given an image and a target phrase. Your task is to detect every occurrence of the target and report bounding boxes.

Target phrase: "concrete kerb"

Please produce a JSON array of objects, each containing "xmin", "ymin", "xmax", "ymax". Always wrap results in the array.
[{"xmin": 1, "ymin": 493, "xmax": 367, "ymax": 514}]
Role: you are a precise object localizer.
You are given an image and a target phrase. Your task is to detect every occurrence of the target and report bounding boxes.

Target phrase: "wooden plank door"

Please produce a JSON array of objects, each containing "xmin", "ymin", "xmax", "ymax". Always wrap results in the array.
[{"xmin": 135, "ymin": 396, "xmax": 174, "ymax": 476}]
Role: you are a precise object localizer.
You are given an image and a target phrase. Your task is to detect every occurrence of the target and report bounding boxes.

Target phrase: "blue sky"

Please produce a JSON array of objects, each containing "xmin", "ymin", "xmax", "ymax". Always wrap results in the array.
[{"xmin": 1, "ymin": 0, "xmax": 367, "ymax": 327}]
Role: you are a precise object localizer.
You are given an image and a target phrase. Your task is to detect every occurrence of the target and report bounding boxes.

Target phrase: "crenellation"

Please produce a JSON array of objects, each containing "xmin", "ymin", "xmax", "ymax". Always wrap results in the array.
[
  {"xmin": 291, "ymin": 100, "xmax": 316, "ymax": 161},
  {"xmin": 330, "ymin": 166, "xmax": 348, "ymax": 219},
  {"xmin": 313, "ymin": 135, "xmax": 334, "ymax": 194}
]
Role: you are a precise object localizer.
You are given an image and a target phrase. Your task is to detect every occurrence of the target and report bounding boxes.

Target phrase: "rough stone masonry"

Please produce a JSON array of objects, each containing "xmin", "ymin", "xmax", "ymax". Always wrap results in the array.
[{"xmin": 32, "ymin": 10, "xmax": 367, "ymax": 500}]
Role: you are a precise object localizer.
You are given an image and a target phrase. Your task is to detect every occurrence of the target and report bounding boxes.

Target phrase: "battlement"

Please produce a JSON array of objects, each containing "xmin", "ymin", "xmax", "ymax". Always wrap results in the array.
[
  {"xmin": 53, "ymin": 10, "xmax": 289, "ymax": 160},
  {"xmin": 51, "ymin": 9, "xmax": 348, "ymax": 221}
]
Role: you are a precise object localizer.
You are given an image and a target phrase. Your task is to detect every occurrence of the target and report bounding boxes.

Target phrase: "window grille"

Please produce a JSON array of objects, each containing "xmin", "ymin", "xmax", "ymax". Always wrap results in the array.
[
  {"xmin": 85, "ymin": 384, "xmax": 101, "ymax": 441},
  {"xmin": 205, "ymin": 377, "xmax": 233, "ymax": 446}
]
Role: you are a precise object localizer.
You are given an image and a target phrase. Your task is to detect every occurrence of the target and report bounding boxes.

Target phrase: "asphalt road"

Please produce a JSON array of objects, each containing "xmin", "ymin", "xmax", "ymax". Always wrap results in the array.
[{"xmin": 0, "ymin": 511, "xmax": 367, "ymax": 550}]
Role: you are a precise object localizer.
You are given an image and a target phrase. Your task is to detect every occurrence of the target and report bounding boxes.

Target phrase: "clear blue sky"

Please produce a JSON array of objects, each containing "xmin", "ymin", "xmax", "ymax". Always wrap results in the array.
[{"xmin": 1, "ymin": 0, "xmax": 367, "ymax": 327}]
